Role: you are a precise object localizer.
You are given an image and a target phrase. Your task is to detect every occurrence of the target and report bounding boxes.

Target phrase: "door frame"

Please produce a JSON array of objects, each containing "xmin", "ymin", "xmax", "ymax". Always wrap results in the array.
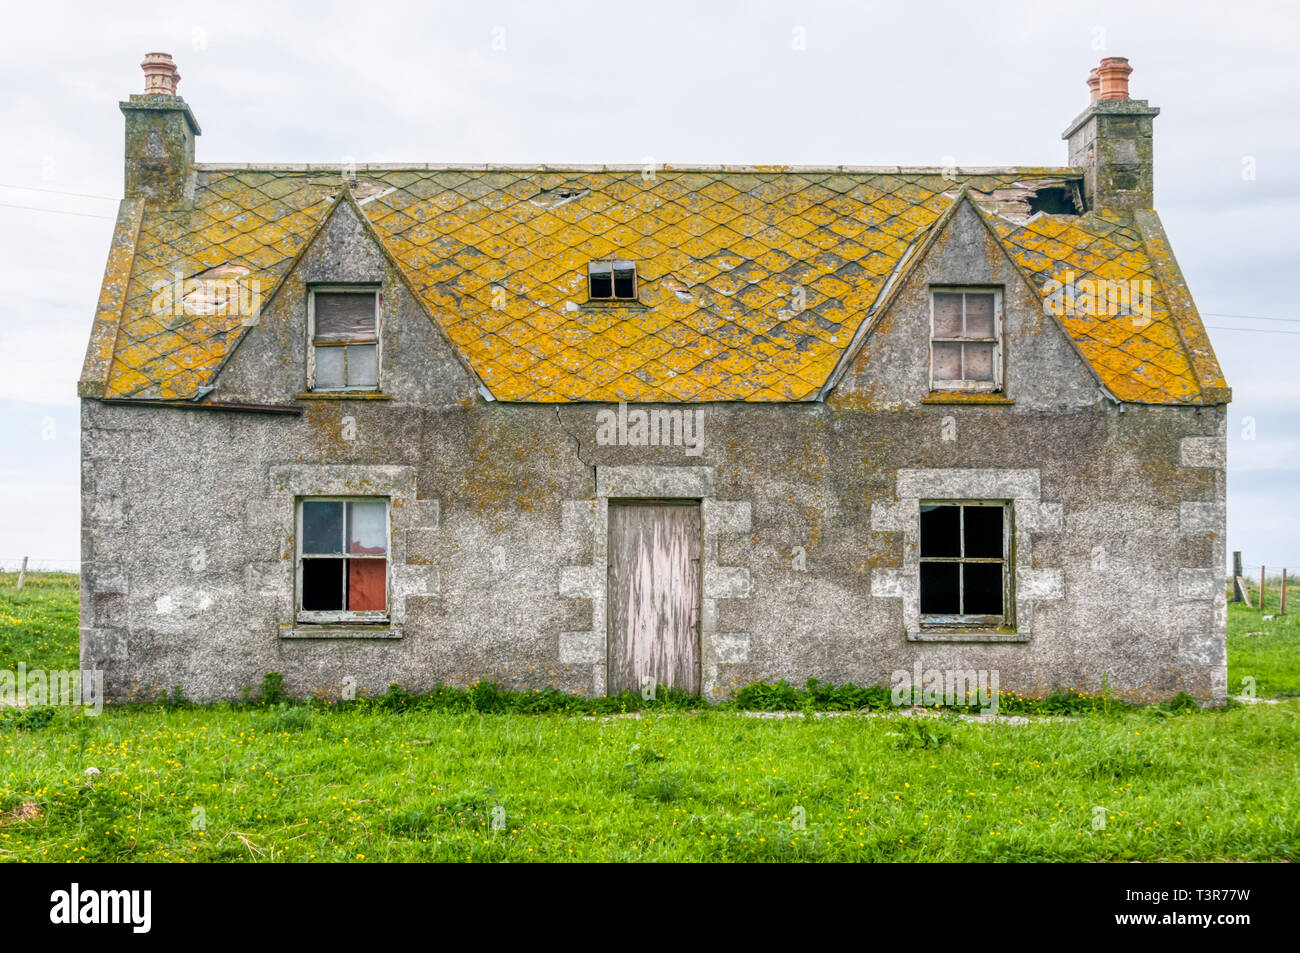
[{"xmin": 558, "ymin": 465, "xmax": 754, "ymax": 699}]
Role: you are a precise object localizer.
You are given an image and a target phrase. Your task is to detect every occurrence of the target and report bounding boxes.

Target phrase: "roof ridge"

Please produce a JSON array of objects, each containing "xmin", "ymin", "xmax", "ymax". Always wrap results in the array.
[{"xmin": 194, "ymin": 162, "xmax": 1085, "ymax": 176}]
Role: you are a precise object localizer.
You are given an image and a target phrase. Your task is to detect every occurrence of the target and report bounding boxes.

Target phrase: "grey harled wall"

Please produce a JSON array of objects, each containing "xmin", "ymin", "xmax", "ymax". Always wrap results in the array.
[{"xmin": 79, "ymin": 199, "xmax": 1228, "ymax": 704}]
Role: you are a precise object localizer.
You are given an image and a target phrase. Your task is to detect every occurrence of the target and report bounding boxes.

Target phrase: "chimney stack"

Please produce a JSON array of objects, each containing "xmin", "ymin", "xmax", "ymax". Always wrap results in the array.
[
  {"xmin": 1062, "ymin": 57, "xmax": 1158, "ymax": 211},
  {"xmin": 120, "ymin": 52, "xmax": 201, "ymax": 205}
]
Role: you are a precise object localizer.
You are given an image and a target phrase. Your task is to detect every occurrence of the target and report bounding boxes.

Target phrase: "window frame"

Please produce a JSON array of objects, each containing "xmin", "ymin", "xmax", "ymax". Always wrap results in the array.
[
  {"xmin": 928, "ymin": 286, "xmax": 1003, "ymax": 393},
  {"xmin": 918, "ymin": 499, "xmax": 1014, "ymax": 631},
  {"xmin": 294, "ymin": 495, "xmax": 392, "ymax": 625},
  {"xmin": 587, "ymin": 259, "xmax": 639, "ymax": 302},
  {"xmin": 307, "ymin": 285, "xmax": 382, "ymax": 393}
]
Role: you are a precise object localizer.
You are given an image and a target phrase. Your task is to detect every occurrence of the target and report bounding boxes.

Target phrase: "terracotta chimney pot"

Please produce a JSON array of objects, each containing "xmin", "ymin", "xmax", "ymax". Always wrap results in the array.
[
  {"xmin": 1096, "ymin": 56, "xmax": 1132, "ymax": 101},
  {"xmin": 141, "ymin": 52, "xmax": 180, "ymax": 96},
  {"xmin": 1087, "ymin": 68, "xmax": 1101, "ymax": 103}
]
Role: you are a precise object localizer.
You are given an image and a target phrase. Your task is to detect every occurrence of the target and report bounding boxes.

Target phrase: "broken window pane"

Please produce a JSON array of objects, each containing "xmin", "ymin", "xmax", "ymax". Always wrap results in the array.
[
  {"xmin": 920, "ymin": 562, "xmax": 960, "ymax": 614},
  {"xmin": 933, "ymin": 292, "xmax": 963, "ymax": 337},
  {"xmin": 314, "ymin": 346, "xmax": 346, "ymax": 388},
  {"xmin": 302, "ymin": 558, "xmax": 344, "ymax": 610},
  {"xmin": 932, "ymin": 342, "xmax": 962, "ymax": 382},
  {"xmin": 347, "ymin": 500, "xmax": 387, "ymax": 554},
  {"xmin": 298, "ymin": 498, "xmax": 390, "ymax": 620},
  {"xmin": 589, "ymin": 261, "xmax": 613, "ymax": 299},
  {"xmin": 347, "ymin": 344, "xmax": 378, "ymax": 387},
  {"xmin": 920, "ymin": 505, "xmax": 961, "ymax": 557},
  {"xmin": 302, "ymin": 501, "xmax": 344, "ymax": 554},
  {"xmin": 963, "ymin": 563, "xmax": 1003, "ymax": 615},
  {"xmin": 963, "ymin": 505, "xmax": 1003, "ymax": 558},
  {"xmin": 964, "ymin": 342, "xmax": 995, "ymax": 381},
  {"xmin": 314, "ymin": 292, "xmax": 377, "ymax": 342},
  {"xmin": 347, "ymin": 559, "xmax": 386, "ymax": 611},
  {"xmin": 964, "ymin": 294, "xmax": 995, "ymax": 337}
]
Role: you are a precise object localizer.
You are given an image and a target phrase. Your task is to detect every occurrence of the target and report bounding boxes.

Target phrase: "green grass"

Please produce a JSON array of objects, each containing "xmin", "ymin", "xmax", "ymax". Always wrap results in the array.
[
  {"xmin": 0, "ymin": 573, "xmax": 1297, "ymax": 862},
  {"xmin": 1, "ymin": 702, "xmax": 1296, "ymax": 861},
  {"xmin": 1227, "ymin": 582, "xmax": 1300, "ymax": 698},
  {"xmin": 0, "ymin": 572, "xmax": 78, "ymax": 673}
]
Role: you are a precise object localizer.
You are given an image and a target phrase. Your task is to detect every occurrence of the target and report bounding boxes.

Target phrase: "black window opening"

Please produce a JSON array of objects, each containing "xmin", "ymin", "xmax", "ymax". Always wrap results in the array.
[
  {"xmin": 312, "ymin": 289, "xmax": 379, "ymax": 390},
  {"xmin": 919, "ymin": 503, "xmax": 1008, "ymax": 621},
  {"xmin": 588, "ymin": 260, "xmax": 637, "ymax": 301}
]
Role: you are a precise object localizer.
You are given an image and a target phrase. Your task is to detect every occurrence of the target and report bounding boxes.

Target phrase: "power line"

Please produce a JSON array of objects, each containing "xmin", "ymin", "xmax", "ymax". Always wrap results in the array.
[
  {"xmin": 0, "ymin": 202, "xmax": 115, "ymax": 220},
  {"xmin": 1205, "ymin": 324, "xmax": 1300, "ymax": 336},
  {"xmin": 0, "ymin": 182, "xmax": 119, "ymax": 201},
  {"xmin": 1203, "ymin": 312, "xmax": 1300, "ymax": 325}
]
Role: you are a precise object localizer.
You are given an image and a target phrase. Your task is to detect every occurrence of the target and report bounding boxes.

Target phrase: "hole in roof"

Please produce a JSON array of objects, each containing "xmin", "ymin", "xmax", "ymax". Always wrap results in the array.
[
  {"xmin": 531, "ymin": 186, "xmax": 590, "ymax": 208},
  {"xmin": 1027, "ymin": 185, "xmax": 1080, "ymax": 216},
  {"xmin": 347, "ymin": 178, "xmax": 392, "ymax": 203}
]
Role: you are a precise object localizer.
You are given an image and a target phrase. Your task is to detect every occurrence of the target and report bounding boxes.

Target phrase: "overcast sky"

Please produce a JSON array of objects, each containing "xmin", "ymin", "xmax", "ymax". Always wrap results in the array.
[{"xmin": 0, "ymin": 0, "xmax": 1296, "ymax": 572}]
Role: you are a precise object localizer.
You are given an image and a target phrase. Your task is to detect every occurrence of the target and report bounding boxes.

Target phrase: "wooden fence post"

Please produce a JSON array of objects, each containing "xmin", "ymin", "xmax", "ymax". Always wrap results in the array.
[
  {"xmin": 1261, "ymin": 565, "xmax": 1267, "ymax": 613},
  {"xmin": 16, "ymin": 556, "xmax": 27, "ymax": 591},
  {"xmin": 1232, "ymin": 551, "xmax": 1244, "ymax": 602},
  {"xmin": 1282, "ymin": 569, "xmax": 1288, "ymax": 616}
]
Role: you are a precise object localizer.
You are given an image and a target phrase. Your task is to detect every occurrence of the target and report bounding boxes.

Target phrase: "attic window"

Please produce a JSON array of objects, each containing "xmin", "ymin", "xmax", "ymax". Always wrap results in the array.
[
  {"xmin": 310, "ymin": 287, "xmax": 379, "ymax": 391},
  {"xmin": 589, "ymin": 260, "xmax": 637, "ymax": 301},
  {"xmin": 930, "ymin": 288, "xmax": 1002, "ymax": 392}
]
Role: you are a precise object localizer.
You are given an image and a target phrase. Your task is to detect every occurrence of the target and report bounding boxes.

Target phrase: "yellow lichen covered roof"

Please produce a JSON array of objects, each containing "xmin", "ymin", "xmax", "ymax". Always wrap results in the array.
[
  {"xmin": 83, "ymin": 165, "xmax": 1226, "ymax": 404},
  {"xmin": 102, "ymin": 170, "xmax": 337, "ymax": 399},
  {"xmin": 984, "ymin": 207, "xmax": 1222, "ymax": 404}
]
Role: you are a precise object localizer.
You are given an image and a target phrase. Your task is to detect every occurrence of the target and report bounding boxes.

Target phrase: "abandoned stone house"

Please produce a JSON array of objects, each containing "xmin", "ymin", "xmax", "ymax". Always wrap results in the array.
[{"xmin": 79, "ymin": 53, "xmax": 1230, "ymax": 704}]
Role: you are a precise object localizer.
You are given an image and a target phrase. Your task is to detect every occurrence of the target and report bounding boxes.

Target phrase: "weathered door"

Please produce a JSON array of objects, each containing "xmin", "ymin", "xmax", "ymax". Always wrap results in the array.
[{"xmin": 607, "ymin": 501, "xmax": 701, "ymax": 695}]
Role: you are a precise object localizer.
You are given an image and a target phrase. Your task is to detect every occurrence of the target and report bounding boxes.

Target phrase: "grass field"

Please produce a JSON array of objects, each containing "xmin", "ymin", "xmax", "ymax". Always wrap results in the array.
[
  {"xmin": 1, "ymin": 572, "xmax": 1297, "ymax": 862},
  {"xmin": 0, "ymin": 572, "xmax": 78, "ymax": 674},
  {"xmin": 1227, "ymin": 577, "xmax": 1300, "ymax": 699}
]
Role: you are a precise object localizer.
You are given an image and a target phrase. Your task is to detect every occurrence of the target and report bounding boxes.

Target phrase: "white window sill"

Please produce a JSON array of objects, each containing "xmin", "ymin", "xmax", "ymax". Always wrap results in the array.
[{"xmin": 280, "ymin": 624, "xmax": 401, "ymax": 640}]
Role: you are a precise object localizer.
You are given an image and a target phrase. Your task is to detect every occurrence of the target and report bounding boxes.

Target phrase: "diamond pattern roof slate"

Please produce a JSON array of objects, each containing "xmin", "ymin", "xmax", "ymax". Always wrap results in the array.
[{"xmin": 85, "ymin": 166, "xmax": 1226, "ymax": 405}]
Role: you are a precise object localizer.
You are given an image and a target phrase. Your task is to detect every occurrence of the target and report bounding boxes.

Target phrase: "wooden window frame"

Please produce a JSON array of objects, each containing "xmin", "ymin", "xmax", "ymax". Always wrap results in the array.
[
  {"xmin": 928, "ymin": 286, "xmax": 1003, "ymax": 393},
  {"xmin": 295, "ymin": 495, "xmax": 391, "ymax": 625},
  {"xmin": 918, "ymin": 500, "xmax": 1014, "ymax": 631},
  {"xmin": 587, "ymin": 259, "xmax": 639, "ymax": 302},
  {"xmin": 307, "ymin": 285, "xmax": 382, "ymax": 393}
]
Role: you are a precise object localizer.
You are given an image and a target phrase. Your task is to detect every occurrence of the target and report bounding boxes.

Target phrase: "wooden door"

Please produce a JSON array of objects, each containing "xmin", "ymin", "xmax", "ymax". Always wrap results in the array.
[{"xmin": 607, "ymin": 501, "xmax": 701, "ymax": 695}]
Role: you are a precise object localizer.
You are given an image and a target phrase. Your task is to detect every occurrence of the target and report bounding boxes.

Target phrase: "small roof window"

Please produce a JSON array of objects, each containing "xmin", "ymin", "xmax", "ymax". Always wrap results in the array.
[{"xmin": 589, "ymin": 259, "xmax": 637, "ymax": 301}]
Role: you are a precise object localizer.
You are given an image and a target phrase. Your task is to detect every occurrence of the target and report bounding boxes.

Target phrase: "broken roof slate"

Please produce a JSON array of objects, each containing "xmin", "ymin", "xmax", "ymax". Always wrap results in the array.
[{"xmin": 82, "ymin": 166, "xmax": 1226, "ymax": 405}]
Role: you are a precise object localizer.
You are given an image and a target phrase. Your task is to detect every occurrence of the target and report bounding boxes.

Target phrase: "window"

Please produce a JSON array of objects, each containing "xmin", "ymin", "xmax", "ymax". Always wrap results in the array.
[
  {"xmin": 588, "ymin": 260, "xmax": 637, "ymax": 301},
  {"xmin": 919, "ymin": 502, "xmax": 1010, "ymax": 625},
  {"xmin": 296, "ymin": 498, "xmax": 389, "ymax": 622},
  {"xmin": 930, "ymin": 288, "xmax": 1001, "ymax": 391},
  {"xmin": 309, "ymin": 287, "xmax": 379, "ymax": 391}
]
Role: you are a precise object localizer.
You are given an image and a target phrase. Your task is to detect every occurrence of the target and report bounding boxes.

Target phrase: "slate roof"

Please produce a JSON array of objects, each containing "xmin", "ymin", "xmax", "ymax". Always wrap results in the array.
[{"xmin": 81, "ymin": 164, "xmax": 1229, "ymax": 405}]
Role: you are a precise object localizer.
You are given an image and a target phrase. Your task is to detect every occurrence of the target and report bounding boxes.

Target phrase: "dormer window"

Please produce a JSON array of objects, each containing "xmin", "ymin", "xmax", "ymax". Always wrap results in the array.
[
  {"xmin": 309, "ymin": 287, "xmax": 379, "ymax": 391},
  {"xmin": 930, "ymin": 288, "xmax": 1002, "ymax": 392},
  {"xmin": 588, "ymin": 260, "xmax": 637, "ymax": 301}
]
